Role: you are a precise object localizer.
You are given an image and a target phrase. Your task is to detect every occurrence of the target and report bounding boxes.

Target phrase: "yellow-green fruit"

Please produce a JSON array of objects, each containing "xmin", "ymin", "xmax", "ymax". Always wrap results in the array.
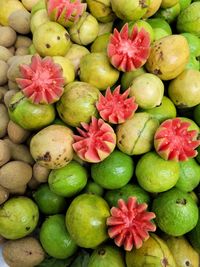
[
  {"xmin": 30, "ymin": 9, "xmax": 49, "ymax": 33},
  {"xmin": 168, "ymin": 69, "xmax": 200, "ymax": 108},
  {"xmin": 98, "ymin": 21, "xmax": 113, "ymax": 36},
  {"xmin": 79, "ymin": 52, "xmax": 119, "ymax": 90},
  {"xmin": 52, "ymin": 56, "xmax": 75, "ymax": 85},
  {"xmin": 116, "ymin": 112, "xmax": 159, "ymax": 155},
  {"xmin": 146, "ymin": 35, "xmax": 189, "ymax": 80},
  {"xmin": 126, "ymin": 234, "xmax": 177, "ymax": 267},
  {"xmin": 86, "ymin": 0, "xmax": 116, "ymax": 23},
  {"xmin": 33, "ymin": 21, "xmax": 71, "ymax": 57},
  {"xmin": 91, "ymin": 33, "xmax": 110, "ymax": 53},
  {"xmin": 162, "ymin": 235, "xmax": 199, "ymax": 267},
  {"xmin": 0, "ymin": 0, "xmax": 26, "ymax": 26},
  {"xmin": 161, "ymin": 0, "xmax": 179, "ymax": 9},
  {"xmin": 143, "ymin": 0, "xmax": 162, "ymax": 18}
]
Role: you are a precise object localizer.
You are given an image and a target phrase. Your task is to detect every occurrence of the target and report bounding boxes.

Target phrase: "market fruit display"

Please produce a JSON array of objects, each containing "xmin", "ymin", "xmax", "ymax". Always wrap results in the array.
[{"xmin": 0, "ymin": 0, "xmax": 200, "ymax": 266}]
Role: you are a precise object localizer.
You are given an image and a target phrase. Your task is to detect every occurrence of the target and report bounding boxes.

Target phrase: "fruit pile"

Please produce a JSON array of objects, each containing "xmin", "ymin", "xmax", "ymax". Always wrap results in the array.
[{"xmin": 0, "ymin": 0, "xmax": 200, "ymax": 266}]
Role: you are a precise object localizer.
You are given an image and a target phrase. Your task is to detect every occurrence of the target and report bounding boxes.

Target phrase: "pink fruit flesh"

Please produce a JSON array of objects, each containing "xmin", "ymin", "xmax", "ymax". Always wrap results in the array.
[
  {"xmin": 47, "ymin": 0, "xmax": 87, "ymax": 26},
  {"xmin": 107, "ymin": 23, "xmax": 151, "ymax": 72},
  {"xmin": 16, "ymin": 54, "xmax": 65, "ymax": 104},
  {"xmin": 107, "ymin": 197, "xmax": 156, "ymax": 251},
  {"xmin": 96, "ymin": 86, "xmax": 138, "ymax": 124},
  {"xmin": 72, "ymin": 117, "xmax": 116, "ymax": 163},
  {"xmin": 154, "ymin": 118, "xmax": 200, "ymax": 161}
]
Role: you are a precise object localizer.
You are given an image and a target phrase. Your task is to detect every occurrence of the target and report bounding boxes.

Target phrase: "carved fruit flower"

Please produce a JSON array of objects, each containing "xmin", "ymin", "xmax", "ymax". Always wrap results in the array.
[
  {"xmin": 154, "ymin": 118, "xmax": 200, "ymax": 161},
  {"xmin": 107, "ymin": 197, "xmax": 156, "ymax": 251},
  {"xmin": 16, "ymin": 54, "xmax": 65, "ymax": 104},
  {"xmin": 73, "ymin": 117, "xmax": 116, "ymax": 163},
  {"xmin": 107, "ymin": 23, "xmax": 151, "ymax": 72},
  {"xmin": 96, "ymin": 86, "xmax": 138, "ymax": 124}
]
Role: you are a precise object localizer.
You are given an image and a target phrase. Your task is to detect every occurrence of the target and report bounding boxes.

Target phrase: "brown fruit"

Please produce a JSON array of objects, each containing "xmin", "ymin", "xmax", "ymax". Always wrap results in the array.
[
  {"xmin": 0, "ymin": 26, "xmax": 16, "ymax": 47},
  {"xmin": 8, "ymin": 9, "xmax": 31, "ymax": 34},
  {"xmin": 0, "ymin": 160, "xmax": 32, "ymax": 190},
  {"xmin": 0, "ymin": 139, "xmax": 11, "ymax": 166},
  {"xmin": 0, "ymin": 185, "xmax": 9, "ymax": 204},
  {"xmin": 33, "ymin": 162, "xmax": 50, "ymax": 183},
  {"xmin": 0, "ymin": 60, "xmax": 9, "ymax": 86},
  {"xmin": 0, "ymin": 104, "xmax": 9, "ymax": 138},
  {"xmin": 7, "ymin": 120, "xmax": 30, "ymax": 144},
  {"xmin": 3, "ymin": 237, "xmax": 45, "ymax": 267}
]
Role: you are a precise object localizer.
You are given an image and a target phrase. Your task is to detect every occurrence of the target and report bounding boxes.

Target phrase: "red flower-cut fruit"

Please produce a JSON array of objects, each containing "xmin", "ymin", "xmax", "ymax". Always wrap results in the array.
[
  {"xmin": 47, "ymin": 0, "xmax": 87, "ymax": 27},
  {"xmin": 73, "ymin": 117, "xmax": 116, "ymax": 163},
  {"xmin": 16, "ymin": 54, "xmax": 65, "ymax": 104},
  {"xmin": 107, "ymin": 197, "xmax": 156, "ymax": 251},
  {"xmin": 107, "ymin": 23, "xmax": 151, "ymax": 72},
  {"xmin": 96, "ymin": 86, "xmax": 138, "ymax": 124},
  {"xmin": 154, "ymin": 118, "xmax": 200, "ymax": 161}
]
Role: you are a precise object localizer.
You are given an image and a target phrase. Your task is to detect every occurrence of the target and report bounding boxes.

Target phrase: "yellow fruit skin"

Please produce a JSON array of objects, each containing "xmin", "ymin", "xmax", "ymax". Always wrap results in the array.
[
  {"xmin": 163, "ymin": 235, "xmax": 199, "ymax": 267},
  {"xmin": 146, "ymin": 35, "xmax": 190, "ymax": 80},
  {"xmin": 0, "ymin": 0, "xmax": 26, "ymax": 26},
  {"xmin": 126, "ymin": 234, "xmax": 177, "ymax": 267},
  {"xmin": 143, "ymin": 0, "xmax": 162, "ymax": 18}
]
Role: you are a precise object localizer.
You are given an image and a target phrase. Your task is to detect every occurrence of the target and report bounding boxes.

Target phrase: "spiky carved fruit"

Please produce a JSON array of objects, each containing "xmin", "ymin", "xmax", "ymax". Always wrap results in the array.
[
  {"xmin": 16, "ymin": 54, "xmax": 65, "ymax": 104},
  {"xmin": 107, "ymin": 23, "xmax": 151, "ymax": 72},
  {"xmin": 154, "ymin": 118, "xmax": 200, "ymax": 161},
  {"xmin": 96, "ymin": 86, "xmax": 138, "ymax": 124},
  {"xmin": 47, "ymin": 0, "xmax": 87, "ymax": 28},
  {"xmin": 107, "ymin": 197, "xmax": 156, "ymax": 251},
  {"xmin": 73, "ymin": 117, "xmax": 116, "ymax": 163}
]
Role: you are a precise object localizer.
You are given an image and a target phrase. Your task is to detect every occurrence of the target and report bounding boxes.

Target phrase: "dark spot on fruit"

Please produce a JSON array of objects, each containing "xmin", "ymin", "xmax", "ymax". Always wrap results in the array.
[
  {"xmin": 118, "ymin": 140, "xmax": 122, "ymax": 144},
  {"xmin": 153, "ymin": 69, "xmax": 162, "ymax": 75},
  {"xmin": 159, "ymin": 51, "xmax": 164, "ymax": 60},
  {"xmin": 65, "ymin": 33, "xmax": 70, "ymax": 40},
  {"xmin": 161, "ymin": 257, "xmax": 168, "ymax": 267},
  {"xmin": 98, "ymin": 248, "xmax": 106, "ymax": 256},
  {"xmin": 176, "ymin": 198, "xmax": 187, "ymax": 205},
  {"xmin": 26, "ymin": 226, "xmax": 30, "ymax": 231},
  {"xmin": 33, "ymin": 215, "xmax": 35, "ymax": 219},
  {"xmin": 45, "ymin": 43, "xmax": 51, "ymax": 48},
  {"xmin": 64, "ymin": 157, "xmax": 68, "ymax": 161},
  {"xmin": 57, "ymin": 36, "xmax": 60, "ymax": 40},
  {"xmin": 139, "ymin": 0, "xmax": 148, "ymax": 8},
  {"xmin": 185, "ymin": 260, "xmax": 190, "ymax": 266},
  {"xmin": 121, "ymin": 134, "xmax": 125, "ymax": 139}
]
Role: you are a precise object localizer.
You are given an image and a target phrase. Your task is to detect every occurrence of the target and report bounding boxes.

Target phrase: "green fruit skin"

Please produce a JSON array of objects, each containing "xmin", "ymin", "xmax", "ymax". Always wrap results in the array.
[
  {"xmin": 8, "ymin": 92, "xmax": 55, "ymax": 130},
  {"xmin": 147, "ymin": 18, "xmax": 172, "ymax": 34},
  {"xmin": 65, "ymin": 194, "xmax": 110, "ymax": 248},
  {"xmin": 84, "ymin": 181, "xmax": 104, "ymax": 196},
  {"xmin": 0, "ymin": 197, "xmax": 39, "ymax": 239},
  {"xmin": 79, "ymin": 52, "xmax": 120, "ymax": 91},
  {"xmin": 121, "ymin": 68, "xmax": 146, "ymax": 91},
  {"xmin": 152, "ymin": 188, "xmax": 199, "ymax": 236},
  {"xmin": 33, "ymin": 184, "xmax": 66, "ymax": 215},
  {"xmin": 136, "ymin": 152, "xmax": 180, "ymax": 193},
  {"xmin": 175, "ymin": 158, "xmax": 200, "ymax": 192},
  {"xmin": 40, "ymin": 214, "xmax": 78, "ymax": 259},
  {"xmin": 31, "ymin": 0, "xmax": 46, "ymax": 16},
  {"xmin": 144, "ymin": 96, "xmax": 177, "ymax": 123},
  {"xmin": 88, "ymin": 245, "xmax": 126, "ymax": 267},
  {"xmin": 33, "ymin": 21, "xmax": 71, "ymax": 57},
  {"xmin": 179, "ymin": 0, "xmax": 192, "ymax": 10},
  {"xmin": 181, "ymin": 33, "xmax": 200, "ymax": 56},
  {"xmin": 110, "ymin": 0, "xmax": 150, "ymax": 21},
  {"xmin": 126, "ymin": 234, "xmax": 177, "ymax": 267},
  {"xmin": 48, "ymin": 161, "xmax": 88, "ymax": 197},
  {"xmin": 91, "ymin": 150, "xmax": 134, "ymax": 190},
  {"xmin": 91, "ymin": 33, "xmax": 110, "ymax": 53},
  {"xmin": 177, "ymin": 2, "xmax": 200, "ymax": 37},
  {"xmin": 105, "ymin": 184, "xmax": 150, "ymax": 207},
  {"xmin": 185, "ymin": 55, "xmax": 199, "ymax": 70},
  {"xmin": 154, "ymin": 3, "xmax": 181, "ymax": 24},
  {"xmin": 188, "ymin": 208, "xmax": 200, "ymax": 253},
  {"xmin": 56, "ymin": 81, "xmax": 99, "ymax": 127}
]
